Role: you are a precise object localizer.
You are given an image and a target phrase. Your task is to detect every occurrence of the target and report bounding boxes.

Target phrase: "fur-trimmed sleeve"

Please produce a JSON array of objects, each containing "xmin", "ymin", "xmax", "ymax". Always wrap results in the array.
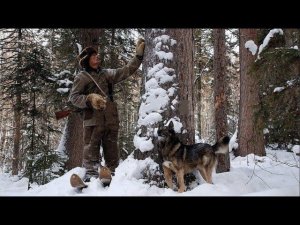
[
  {"xmin": 68, "ymin": 73, "xmax": 90, "ymax": 108},
  {"xmin": 105, "ymin": 56, "xmax": 142, "ymax": 84}
]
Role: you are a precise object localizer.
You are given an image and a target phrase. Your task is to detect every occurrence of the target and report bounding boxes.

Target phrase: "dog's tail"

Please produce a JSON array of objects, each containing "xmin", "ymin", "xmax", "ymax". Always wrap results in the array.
[{"xmin": 213, "ymin": 136, "xmax": 230, "ymax": 154}]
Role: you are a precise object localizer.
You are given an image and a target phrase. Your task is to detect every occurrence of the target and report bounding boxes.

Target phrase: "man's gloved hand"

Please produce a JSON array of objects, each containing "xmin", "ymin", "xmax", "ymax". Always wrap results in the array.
[
  {"xmin": 136, "ymin": 38, "xmax": 145, "ymax": 58},
  {"xmin": 86, "ymin": 93, "xmax": 107, "ymax": 110}
]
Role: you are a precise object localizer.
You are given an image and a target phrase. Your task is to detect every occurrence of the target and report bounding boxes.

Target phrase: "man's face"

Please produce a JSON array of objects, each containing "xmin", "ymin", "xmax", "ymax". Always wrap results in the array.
[{"xmin": 89, "ymin": 53, "xmax": 100, "ymax": 69}]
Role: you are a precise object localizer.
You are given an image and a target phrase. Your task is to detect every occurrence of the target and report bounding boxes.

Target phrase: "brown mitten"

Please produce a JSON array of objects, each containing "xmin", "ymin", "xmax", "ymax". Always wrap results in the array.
[
  {"xmin": 86, "ymin": 93, "xmax": 107, "ymax": 110},
  {"xmin": 136, "ymin": 38, "xmax": 145, "ymax": 57}
]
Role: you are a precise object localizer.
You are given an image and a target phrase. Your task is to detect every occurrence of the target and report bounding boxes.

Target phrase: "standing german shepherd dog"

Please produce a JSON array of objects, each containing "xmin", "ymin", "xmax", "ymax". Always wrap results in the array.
[{"xmin": 157, "ymin": 121, "xmax": 230, "ymax": 193}]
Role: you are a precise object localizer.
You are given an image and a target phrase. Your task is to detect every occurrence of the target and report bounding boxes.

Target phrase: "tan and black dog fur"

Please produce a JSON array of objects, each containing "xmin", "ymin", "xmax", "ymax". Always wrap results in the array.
[{"xmin": 157, "ymin": 121, "xmax": 230, "ymax": 193}]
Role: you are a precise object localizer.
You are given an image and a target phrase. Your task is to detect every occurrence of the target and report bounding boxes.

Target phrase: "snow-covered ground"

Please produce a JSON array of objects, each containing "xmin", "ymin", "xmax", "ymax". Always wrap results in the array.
[{"xmin": 0, "ymin": 148, "xmax": 299, "ymax": 196}]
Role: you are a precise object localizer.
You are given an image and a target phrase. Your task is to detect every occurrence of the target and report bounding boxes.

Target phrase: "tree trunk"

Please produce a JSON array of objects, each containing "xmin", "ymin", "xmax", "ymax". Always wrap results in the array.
[
  {"xmin": 194, "ymin": 29, "xmax": 202, "ymax": 138},
  {"xmin": 77, "ymin": 29, "xmax": 102, "ymax": 50},
  {"xmin": 284, "ymin": 29, "xmax": 296, "ymax": 48},
  {"xmin": 64, "ymin": 113, "xmax": 84, "ymax": 170},
  {"xmin": 236, "ymin": 29, "xmax": 265, "ymax": 157},
  {"xmin": 134, "ymin": 28, "xmax": 195, "ymax": 160},
  {"xmin": 285, "ymin": 28, "xmax": 300, "ymax": 75},
  {"xmin": 12, "ymin": 96, "xmax": 21, "ymax": 175},
  {"xmin": 65, "ymin": 29, "xmax": 102, "ymax": 170},
  {"xmin": 213, "ymin": 29, "xmax": 230, "ymax": 173},
  {"xmin": 12, "ymin": 29, "xmax": 22, "ymax": 175},
  {"xmin": 169, "ymin": 29, "xmax": 195, "ymax": 145},
  {"xmin": 0, "ymin": 110, "xmax": 7, "ymax": 152}
]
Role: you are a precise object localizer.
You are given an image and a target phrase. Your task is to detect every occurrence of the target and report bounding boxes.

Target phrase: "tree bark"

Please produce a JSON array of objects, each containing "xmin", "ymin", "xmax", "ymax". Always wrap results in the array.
[
  {"xmin": 12, "ymin": 95, "xmax": 21, "ymax": 175},
  {"xmin": 213, "ymin": 29, "xmax": 230, "ymax": 172},
  {"xmin": 12, "ymin": 29, "xmax": 22, "ymax": 175},
  {"xmin": 284, "ymin": 29, "xmax": 296, "ymax": 48},
  {"xmin": 77, "ymin": 29, "xmax": 102, "ymax": 50},
  {"xmin": 236, "ymin": 29, "xmax": 265, "ymax": 157},
  {"xmin": 169, "ymin": 29, "xmax": 195, "ymax": 145},
  {"xmin": 0, "ymin": 110, "xmax": 7, "ymax": 153},
  {"xmin": 194, "ymin": 29, "xmax": 202, "ymax": 138}
]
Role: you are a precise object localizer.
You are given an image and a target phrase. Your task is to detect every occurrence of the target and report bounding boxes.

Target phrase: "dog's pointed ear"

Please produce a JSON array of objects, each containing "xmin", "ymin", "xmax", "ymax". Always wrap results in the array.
[{"xmin": 168, "ymin": 121, "xmax": 174, "ymax": 130}]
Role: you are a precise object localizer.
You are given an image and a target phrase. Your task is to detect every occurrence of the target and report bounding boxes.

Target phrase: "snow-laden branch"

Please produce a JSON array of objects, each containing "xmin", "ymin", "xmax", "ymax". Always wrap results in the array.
[
  {"xmin": 244, "ymin": 29, "xmax": 284, "ymax": 61},
  {"xmin": 257, "ymin": 29, "xmax": 283, "ymax": 59},
  {"xmin": 245, "ymin": 40, "xmax": 257, "ymax": 55}
]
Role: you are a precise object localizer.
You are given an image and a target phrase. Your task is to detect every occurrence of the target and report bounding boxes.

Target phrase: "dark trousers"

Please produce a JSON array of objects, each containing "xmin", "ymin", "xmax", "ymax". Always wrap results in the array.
[
  {"xmin": 83, "ymin": 126, "xmax": 119, "ymax": 178},
  {"xmin": 82, "ymin": 101, "xmax": 120, "ymax": 178}
]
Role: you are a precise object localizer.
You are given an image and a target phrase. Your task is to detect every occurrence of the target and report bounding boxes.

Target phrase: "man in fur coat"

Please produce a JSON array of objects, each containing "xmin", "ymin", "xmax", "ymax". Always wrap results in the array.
[{"xmin": 69, "ymin": 38, "xmax": 145, "ymax": 184}]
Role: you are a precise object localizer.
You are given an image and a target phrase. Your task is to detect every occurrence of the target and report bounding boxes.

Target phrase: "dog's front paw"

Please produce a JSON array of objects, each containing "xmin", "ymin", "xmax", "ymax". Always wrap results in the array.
[
  {"xmin": 178, "ymin": 187, "xmax": 185, "ymax": 193},
  {"xmin": 162, "ymin": 161, "xmax": 172, "ymax": 168},
  {"xmin": 164, "ymin": 180, "xmax": 174, "ymax": 190}
]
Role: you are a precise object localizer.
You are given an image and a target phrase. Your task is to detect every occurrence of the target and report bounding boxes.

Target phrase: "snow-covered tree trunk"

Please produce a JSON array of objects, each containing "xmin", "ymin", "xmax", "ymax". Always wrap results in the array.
[
  {"xmin": 134, "ymin": 29, "xmax": 195, "ymax": 163},
  {"xmin": 236, "ymin": 29, "xmax": 265, "ymax": 157},
  {"xmin": 213, "ymin": 29, "xmax": 230, "ymax": 173}
]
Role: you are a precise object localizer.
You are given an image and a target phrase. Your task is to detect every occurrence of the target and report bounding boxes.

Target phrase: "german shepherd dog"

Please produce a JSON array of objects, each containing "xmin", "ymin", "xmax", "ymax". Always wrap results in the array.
[{"xmin": 157, "ymin": 121, "xmax": 230, "ymax": 193}]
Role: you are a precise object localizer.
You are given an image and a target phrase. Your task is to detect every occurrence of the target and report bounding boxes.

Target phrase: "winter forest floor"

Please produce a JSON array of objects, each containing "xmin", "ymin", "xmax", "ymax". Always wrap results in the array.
[{"xmin": 0, "ymin": 148, "xmax": 299, "ymax": 196}]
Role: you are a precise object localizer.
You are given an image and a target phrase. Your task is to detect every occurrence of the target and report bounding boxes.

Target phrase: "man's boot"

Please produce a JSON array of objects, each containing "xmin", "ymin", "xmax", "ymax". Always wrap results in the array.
[{"xmin": 99, "ymin": 166, "xmax": 112, "ymax": 186}]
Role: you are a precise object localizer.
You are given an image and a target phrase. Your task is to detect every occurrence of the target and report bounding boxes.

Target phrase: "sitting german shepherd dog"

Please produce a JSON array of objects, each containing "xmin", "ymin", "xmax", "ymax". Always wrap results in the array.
[{"xmin": 157, "ymin": 121, "xmax": 230, "ymax": 193}]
